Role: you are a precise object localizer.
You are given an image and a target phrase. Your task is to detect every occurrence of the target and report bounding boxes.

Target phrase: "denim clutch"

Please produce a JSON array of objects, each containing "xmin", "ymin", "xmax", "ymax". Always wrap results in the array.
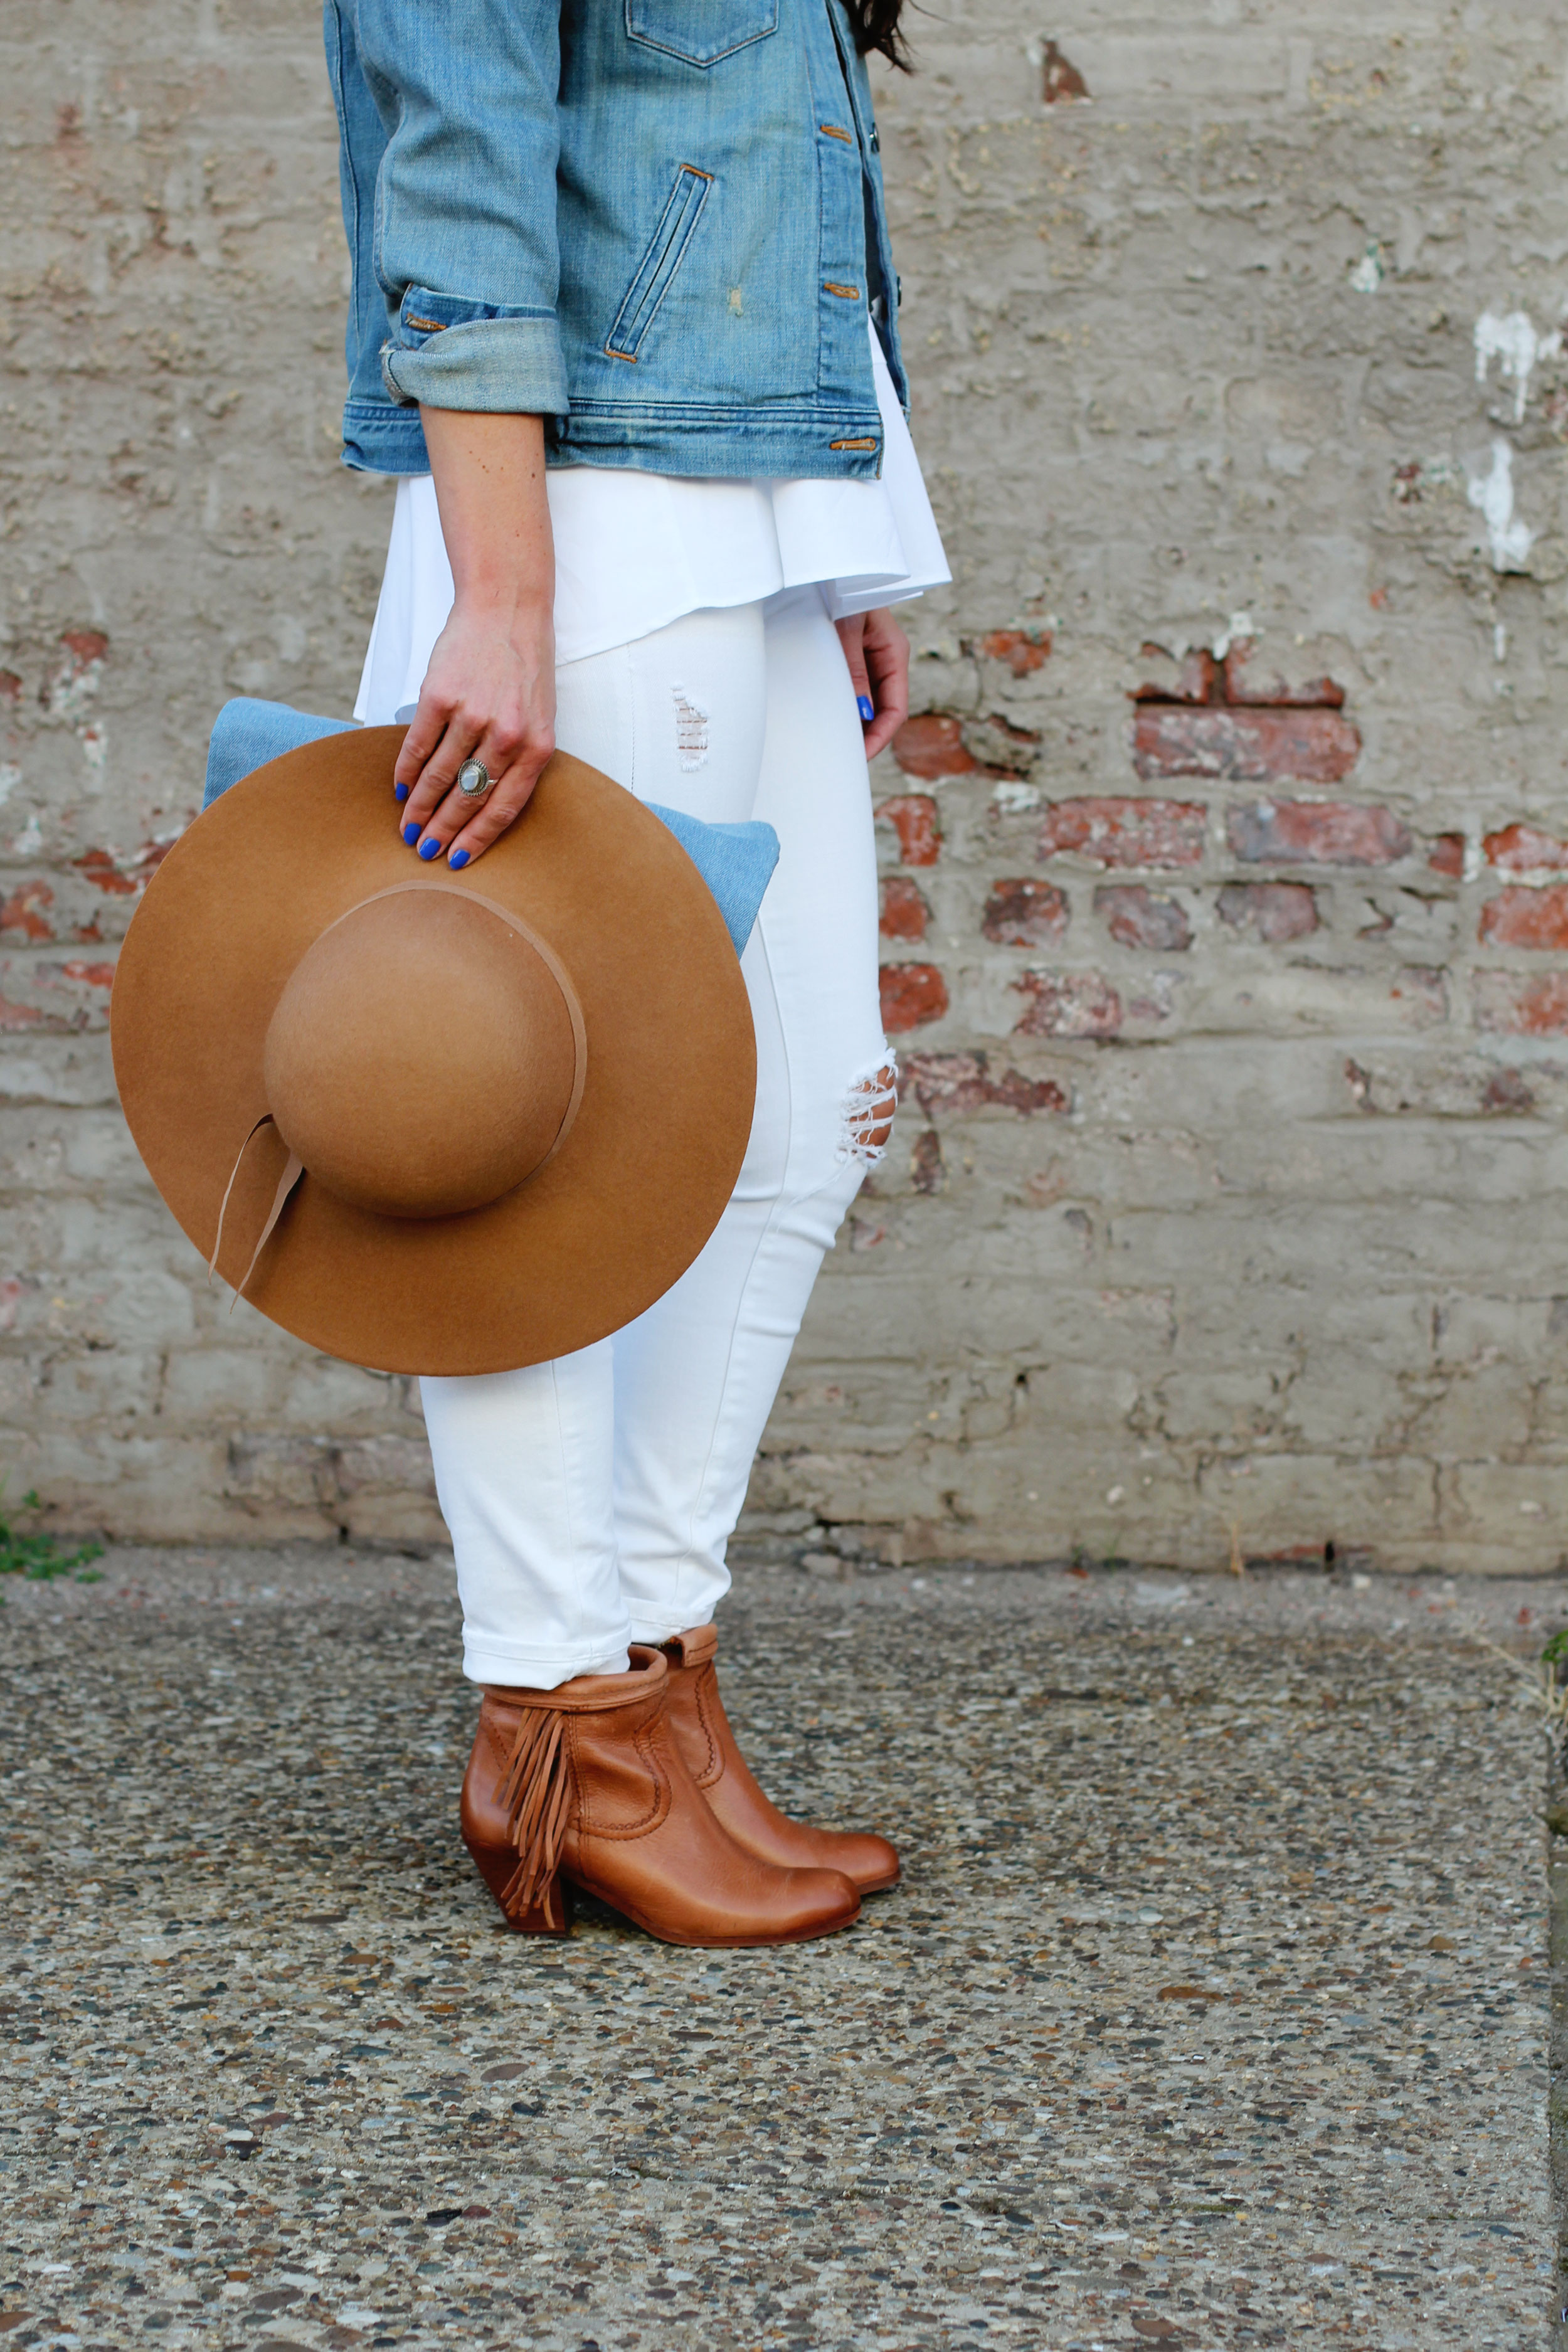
[{"xmin": 203, "ymin": 697, "xmax": 779, "ymax": 959}]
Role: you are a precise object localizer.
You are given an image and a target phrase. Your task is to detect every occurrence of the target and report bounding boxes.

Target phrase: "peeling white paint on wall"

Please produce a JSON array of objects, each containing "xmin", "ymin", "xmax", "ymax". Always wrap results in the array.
[
  {"xmin": 1467, "ymin": 439, "xmax": 1534, "ymax": 571},
  {"xmin": 1348, "ymin": 242, "xmax": 1384, "ymax": 293},
  {"xmin": 1473, "ymin": 309, "xmax": 1562, "ymax": 423},
  {"xmin": 992, "ymin": 780, "xmax": 1040, "ymax": 813}
]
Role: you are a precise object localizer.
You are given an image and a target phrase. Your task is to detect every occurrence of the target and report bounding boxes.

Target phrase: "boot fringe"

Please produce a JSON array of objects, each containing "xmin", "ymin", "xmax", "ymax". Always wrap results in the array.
[{"xmin": 495, "ymin": 1707, "xmax": 571, "ymax": 1922}]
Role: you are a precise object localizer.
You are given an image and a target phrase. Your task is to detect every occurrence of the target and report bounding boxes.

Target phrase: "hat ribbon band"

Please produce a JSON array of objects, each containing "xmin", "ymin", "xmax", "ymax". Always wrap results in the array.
[{"xmin": 208, "ymin": 1114, "xmax": 304, "ymax": 1310}]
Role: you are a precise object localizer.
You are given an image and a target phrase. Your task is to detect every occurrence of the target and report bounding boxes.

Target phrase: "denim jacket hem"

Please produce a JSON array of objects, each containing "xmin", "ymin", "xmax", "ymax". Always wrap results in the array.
[
  {"xmin": 340, "ymin": 402, "xmax": 887, "ymax": 482},
  {"xmin": 550, "ymin": 404, "xmax": 885, "ymax": 480}
]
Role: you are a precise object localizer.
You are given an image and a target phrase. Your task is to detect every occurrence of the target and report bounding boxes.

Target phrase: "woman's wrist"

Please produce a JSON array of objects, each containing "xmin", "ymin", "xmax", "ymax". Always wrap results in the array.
[
  {"xmin": 391, "ymin": 406, "xmax": 559, "ymax": 867},
  {"xmin": 449, "ymin": 578, "xmax": 554, "ymax": 628}
]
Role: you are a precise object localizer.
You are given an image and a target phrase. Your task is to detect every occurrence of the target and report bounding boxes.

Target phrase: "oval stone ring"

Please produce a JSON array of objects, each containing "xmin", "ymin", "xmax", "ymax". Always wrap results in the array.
[{"xmin": 456, "ymin": 757, "xmax": 494, "ymax": 800}]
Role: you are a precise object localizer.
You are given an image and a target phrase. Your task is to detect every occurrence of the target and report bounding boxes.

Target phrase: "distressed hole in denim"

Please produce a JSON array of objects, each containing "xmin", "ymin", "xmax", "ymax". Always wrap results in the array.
[
  {"xmin": 840, "ymin": 1056, "xmax": 899, "ymax": 1168},
  {"xmin": 672, "ymin": 683, "xmax": 709, "ymax": 771}
]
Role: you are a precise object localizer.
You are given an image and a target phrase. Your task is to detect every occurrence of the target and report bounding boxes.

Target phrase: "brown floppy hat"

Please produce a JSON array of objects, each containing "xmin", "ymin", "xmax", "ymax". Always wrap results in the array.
[{"xmin": 110, "ymin": 726, "xmax": 756, "ymax": 1375}]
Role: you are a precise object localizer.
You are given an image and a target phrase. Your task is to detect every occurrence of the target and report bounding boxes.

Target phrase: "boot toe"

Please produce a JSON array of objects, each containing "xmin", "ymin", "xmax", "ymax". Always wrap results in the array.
[
  {"xmin": 786, "ymin": 1866, "xmax": 862, "ymax": 1939},
  {"xmin": 832, "ymin": 1831, "xmax": 900, "ymax": 1893}
]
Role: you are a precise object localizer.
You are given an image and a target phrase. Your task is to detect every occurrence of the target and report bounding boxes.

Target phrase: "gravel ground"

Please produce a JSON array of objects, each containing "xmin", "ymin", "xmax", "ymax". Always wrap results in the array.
[{"xmin": 0, "ymin": 1547, "xmax": 1559, "ymax": 2350}]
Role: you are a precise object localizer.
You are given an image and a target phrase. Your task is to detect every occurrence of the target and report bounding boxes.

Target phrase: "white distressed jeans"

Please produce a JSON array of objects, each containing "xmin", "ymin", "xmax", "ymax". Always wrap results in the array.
[{"xmin": 420, "ymin": 587, "xmax": 896, "ymax": 1688}]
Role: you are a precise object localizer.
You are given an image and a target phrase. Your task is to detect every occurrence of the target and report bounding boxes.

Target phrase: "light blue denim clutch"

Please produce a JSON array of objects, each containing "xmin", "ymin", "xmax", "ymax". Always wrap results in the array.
[{"xmin": 203, "ymin": 697, "xmax": 779, "ymax": 959}]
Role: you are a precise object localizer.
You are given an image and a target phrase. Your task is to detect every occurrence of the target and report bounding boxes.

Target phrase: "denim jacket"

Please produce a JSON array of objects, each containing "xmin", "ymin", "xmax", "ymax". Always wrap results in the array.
[{"xmin": 324, "ymin": 0, "xmax": 905, "ymax": 482}]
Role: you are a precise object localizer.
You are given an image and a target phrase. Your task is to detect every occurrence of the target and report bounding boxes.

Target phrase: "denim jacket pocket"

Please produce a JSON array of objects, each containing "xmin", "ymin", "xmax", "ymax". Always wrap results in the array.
[
  {"xmin": 603, "ymin": 166, "xmax": 714, "ymax": 364},
  {"xmin": 625, "ymin": 0, "xmax": 778, "ymax": 68}
]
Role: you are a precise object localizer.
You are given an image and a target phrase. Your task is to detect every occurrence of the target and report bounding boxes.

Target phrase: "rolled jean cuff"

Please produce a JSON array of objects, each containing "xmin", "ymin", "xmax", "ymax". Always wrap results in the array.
[
  {"xmin": 462, "ymin": 1630, "xmax": 633, "ymax": 1690},
  {"xmin": 381, "ymin": 312, "xmax": 569, "ymax": 416}
]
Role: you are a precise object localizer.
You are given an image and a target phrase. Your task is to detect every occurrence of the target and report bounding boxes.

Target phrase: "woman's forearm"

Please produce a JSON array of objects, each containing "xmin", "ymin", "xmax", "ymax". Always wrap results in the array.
[
  {"xmin": 392, "ymin": 408, "xmax": 558, "ymax": 867},
  {"xmin": 423, "ymin": 408, "xmax": 554, "ymax": 617}
]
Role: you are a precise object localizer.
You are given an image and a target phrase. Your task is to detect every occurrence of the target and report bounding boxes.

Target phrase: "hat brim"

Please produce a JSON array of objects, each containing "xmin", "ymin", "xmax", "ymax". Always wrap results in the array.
[{"xmin": 110, "ymin": 729, "xmax": 756, "ymax": 1375}]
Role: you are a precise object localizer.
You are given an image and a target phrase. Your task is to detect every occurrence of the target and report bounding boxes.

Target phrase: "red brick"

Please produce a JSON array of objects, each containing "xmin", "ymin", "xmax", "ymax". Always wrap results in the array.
[
  {"xmin": 879, "ymin": 876, "xmax": 929, "ymax": 942},
  {"xmin": 1131, "ymin": 648, "xmax": 1217, "ymax": 704},
  {"xmin": 981, "ymin": 877, "xmax": 1069, "ymax": 948},
  {"xmin": 1135, "ymin": 707, "xmax": 1360, "ymax": 783},
  {"xmin": 1473, "ymin": 971, "xmax": 1568, "ymax": 1037},
  {"xmin": 60, "ymin": 628, "xmax": 109, "ymax": 671},
  {"xmin": 1226, "ymin": 800, "xmax": 1411, "ymax": 866},
  {"xmin": 977, "ymin": 628, "xmax": 1051, "ymax": 676},
  {"xmin": 900, "ymin": 1050, "xmax": 1069, "ymax": 1118},
  {"xmin": 1013, "ymin": 971, "xmax": 1123, "ymax": 1040},
  {"xmin": 1428, "ymin": 834, "xmax": 1466, "ymax": 879},
  {"xmin": 1215, "ymin": 881, "xmax": 1318, "ymax": 942},
  {"xmin": 1481, "ymin": 1067, "xmax": 1536, "ymax": 1115},
  {"xmin": 58, "ymin": 958, "xmax": 115, "ymax": 989},
  {"xmin": 1483, "ymin": 822, "xmax": 1568, "ymax": 875},
  {"xmin": 879, "ymin": 962, "xmax": 949, "ymax": 1033},
  {"xmin": 1041, "ymin": 37, "xmax": 1089, "ymax": 100},
  {"xmin": 891, "ymin": 715, "xmax": 974, "ymax": 780},
  {"xmin": 0, "ymin": 881, "xmax": 55, "ymax": 943},
  {"xmin": 0, "ymin": 670, "xmax": 21, "ymax": 705},
  {"xmin": 874, "ymin": 794, "xmax": 941, "ymax": 867},
  {"xmin": 1221, "ymin": 644, "xmax": 1346, "ymax": 707},
  {"xmin": 0, "ymin": 996, "xmax": 42, "ymax": 1032},
  {"xmin": 1094, "ymin": 885, "xmax": 1191, "ymax": 952},
  {"xmin": 1478, "ymin": 884, "xmax": 1568, "ymax": 950},
  {"xmin": 73, "ymin": 847, "xmax": 137, "ymax": 896},
  {"xmin": 1036, "ymin": 797, "xmax": 1206, "ymax": 871},
  {"xmin": 909, "ymin": 1129, "xmax": 945, "ymax": 1194}
]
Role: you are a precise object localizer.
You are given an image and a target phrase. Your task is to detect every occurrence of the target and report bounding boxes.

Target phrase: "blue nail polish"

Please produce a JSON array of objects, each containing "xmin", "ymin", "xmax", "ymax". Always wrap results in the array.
[
  {"xmin": 418, "ymin": 836, "xmax": 441, "ymax": 861},
  {"xmin": 448, "ymin": 847, "xmax": 470, "ymax": 869},
  {"xmin": 857, "ymin": 695, "xmax": 876, "ymax": 724},
  {"xmin": 394, "ymin": 782, "xmax": 409, "ymax": 802},
  {"xmin": 402, "ymin": 821, "xmax": 420, "ymax": 845}
]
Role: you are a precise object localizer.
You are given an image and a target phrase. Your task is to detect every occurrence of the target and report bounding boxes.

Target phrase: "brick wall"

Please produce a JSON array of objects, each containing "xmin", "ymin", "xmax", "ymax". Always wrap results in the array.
[{"xmin": 4, "ymin": 4, "xmax": 1568, "ymax": 1571}]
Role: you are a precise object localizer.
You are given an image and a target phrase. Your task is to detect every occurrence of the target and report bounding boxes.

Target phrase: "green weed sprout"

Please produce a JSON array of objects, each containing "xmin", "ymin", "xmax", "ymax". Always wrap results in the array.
[{"xmin": 0, "ymin": 1486, "xmax": 103, "ymax": 1584}]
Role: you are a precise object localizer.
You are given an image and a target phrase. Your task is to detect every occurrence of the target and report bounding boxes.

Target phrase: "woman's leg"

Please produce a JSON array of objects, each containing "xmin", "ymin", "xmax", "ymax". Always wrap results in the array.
[
  {"xmin": 418, "ymin": 602, "xmax": 770, "ymax": 1690},
  {"xmin": 611, "ymin": 586, "xmax": 896, "ymax": 1643}
]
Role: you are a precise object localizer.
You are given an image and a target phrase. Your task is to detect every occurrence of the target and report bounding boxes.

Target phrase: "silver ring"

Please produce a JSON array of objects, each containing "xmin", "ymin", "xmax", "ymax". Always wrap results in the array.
[{"xmin": 457, "ymin": 756, "xmax": 494, "ymax": 799}]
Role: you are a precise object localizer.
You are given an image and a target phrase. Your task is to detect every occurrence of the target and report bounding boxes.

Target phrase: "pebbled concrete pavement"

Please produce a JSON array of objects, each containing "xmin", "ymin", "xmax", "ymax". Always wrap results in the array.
[{"xmin": 0, "ymin": 1551, "xmax": 1557, "ymax": 2349}]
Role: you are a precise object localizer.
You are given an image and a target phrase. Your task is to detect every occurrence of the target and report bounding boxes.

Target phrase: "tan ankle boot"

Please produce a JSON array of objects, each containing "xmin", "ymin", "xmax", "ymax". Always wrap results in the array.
[
  {"xmin": 460, "ymin": 1645, "xmax": 861, "ymax": 1946},
  {"xmin": 660, "ymin": 1626, "xmax": 899, "ymax": 1894}
]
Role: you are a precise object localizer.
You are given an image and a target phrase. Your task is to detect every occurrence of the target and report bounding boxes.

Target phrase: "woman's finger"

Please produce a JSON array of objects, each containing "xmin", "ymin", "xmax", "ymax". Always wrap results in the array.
[
  {"xmin": 860, "ymin": 609, "xmax": 910, "ymax": 761},
  {"xmin": 411, "ymin": 724, "xmax": 555, "ymax": 865},
  {"xmin": 398, "ymin": 711, "xmax": 487, "ymax": 839},
  {"xmin": 835, "ymin": 614, "xmax": 876, "ymax": 728},
  {"xmin": 440, "ymin": 758, "xmax": 550, "ymax": 867},
  {"xmin": 393, "ymin": 694, "xmax": 453, "ymax": 803}
]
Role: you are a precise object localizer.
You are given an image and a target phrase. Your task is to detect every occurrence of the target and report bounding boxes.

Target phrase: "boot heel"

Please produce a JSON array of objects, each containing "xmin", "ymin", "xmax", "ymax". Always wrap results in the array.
[{"xmin": 464, "ymin": 1836, "xmax": 573, "ymax": 1936}]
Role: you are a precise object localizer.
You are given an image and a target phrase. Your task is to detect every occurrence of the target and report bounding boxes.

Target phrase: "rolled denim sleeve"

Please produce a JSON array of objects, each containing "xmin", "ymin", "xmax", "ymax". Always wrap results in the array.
[{"xmin": 346, "ymin": 0, "xmax": 569, "ymax": 418}]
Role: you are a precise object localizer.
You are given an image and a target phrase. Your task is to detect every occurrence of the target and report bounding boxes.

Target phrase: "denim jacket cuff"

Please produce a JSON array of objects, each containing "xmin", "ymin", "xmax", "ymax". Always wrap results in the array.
[{"xmin": 380, "ymin": 289, "xmax": 569, "ymax": 418}]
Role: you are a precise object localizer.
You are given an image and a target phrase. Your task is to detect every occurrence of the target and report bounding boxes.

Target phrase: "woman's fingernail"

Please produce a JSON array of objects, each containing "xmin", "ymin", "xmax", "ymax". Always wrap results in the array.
[
  {"xmin": 857, "ymin": 695, "xmax": 876, "ymax": 724},
  {"xmin": 417, "ymin": 836, "xmax": 442, "ymax": 861},
  {"xmin": 393, "ymin": 782, "xmax": 410, "ymax": 802},
  {"xmin": 448, "ymin": 847, "xmax": 470, "ymax": 870},
  {"xmin": 401, "ymin": 821, "xmax": 421, "ymax": 845}
]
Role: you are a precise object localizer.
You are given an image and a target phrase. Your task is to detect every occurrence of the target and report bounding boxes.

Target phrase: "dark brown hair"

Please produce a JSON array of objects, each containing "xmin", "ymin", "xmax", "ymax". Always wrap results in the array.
[{"xmin": 845, "ymin": 0, "xmax": 911, "ymax": 69}]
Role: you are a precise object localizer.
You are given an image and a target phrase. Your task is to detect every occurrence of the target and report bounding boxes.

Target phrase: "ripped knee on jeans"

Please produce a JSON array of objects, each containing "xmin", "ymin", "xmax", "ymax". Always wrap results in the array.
[{"xmin": 839, "ymin": 1056, "xmax": 899, "ymax": 1169}]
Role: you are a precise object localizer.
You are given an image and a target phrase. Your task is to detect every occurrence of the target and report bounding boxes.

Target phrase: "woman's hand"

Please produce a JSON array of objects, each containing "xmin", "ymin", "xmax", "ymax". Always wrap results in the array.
[
  {"xmin": 835, "ymin": 606, "xmax": 909, "ymax": 761},
  {"xmin": 393, "ymin": 409, "xmax": 556, "ymax": 869}
]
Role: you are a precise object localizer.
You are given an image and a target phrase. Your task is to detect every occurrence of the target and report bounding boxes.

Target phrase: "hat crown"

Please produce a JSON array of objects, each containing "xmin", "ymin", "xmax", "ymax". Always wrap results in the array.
[{"xmin": 262, "ymin": 888, "xmax": 581, "ymax": 1219}]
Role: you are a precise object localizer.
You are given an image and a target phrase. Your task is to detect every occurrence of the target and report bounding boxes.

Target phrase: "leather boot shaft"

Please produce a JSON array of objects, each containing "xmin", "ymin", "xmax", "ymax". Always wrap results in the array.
[{"xmin": 660, "ymin": 1625, "xmax": 900, "ymax": 1894}]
